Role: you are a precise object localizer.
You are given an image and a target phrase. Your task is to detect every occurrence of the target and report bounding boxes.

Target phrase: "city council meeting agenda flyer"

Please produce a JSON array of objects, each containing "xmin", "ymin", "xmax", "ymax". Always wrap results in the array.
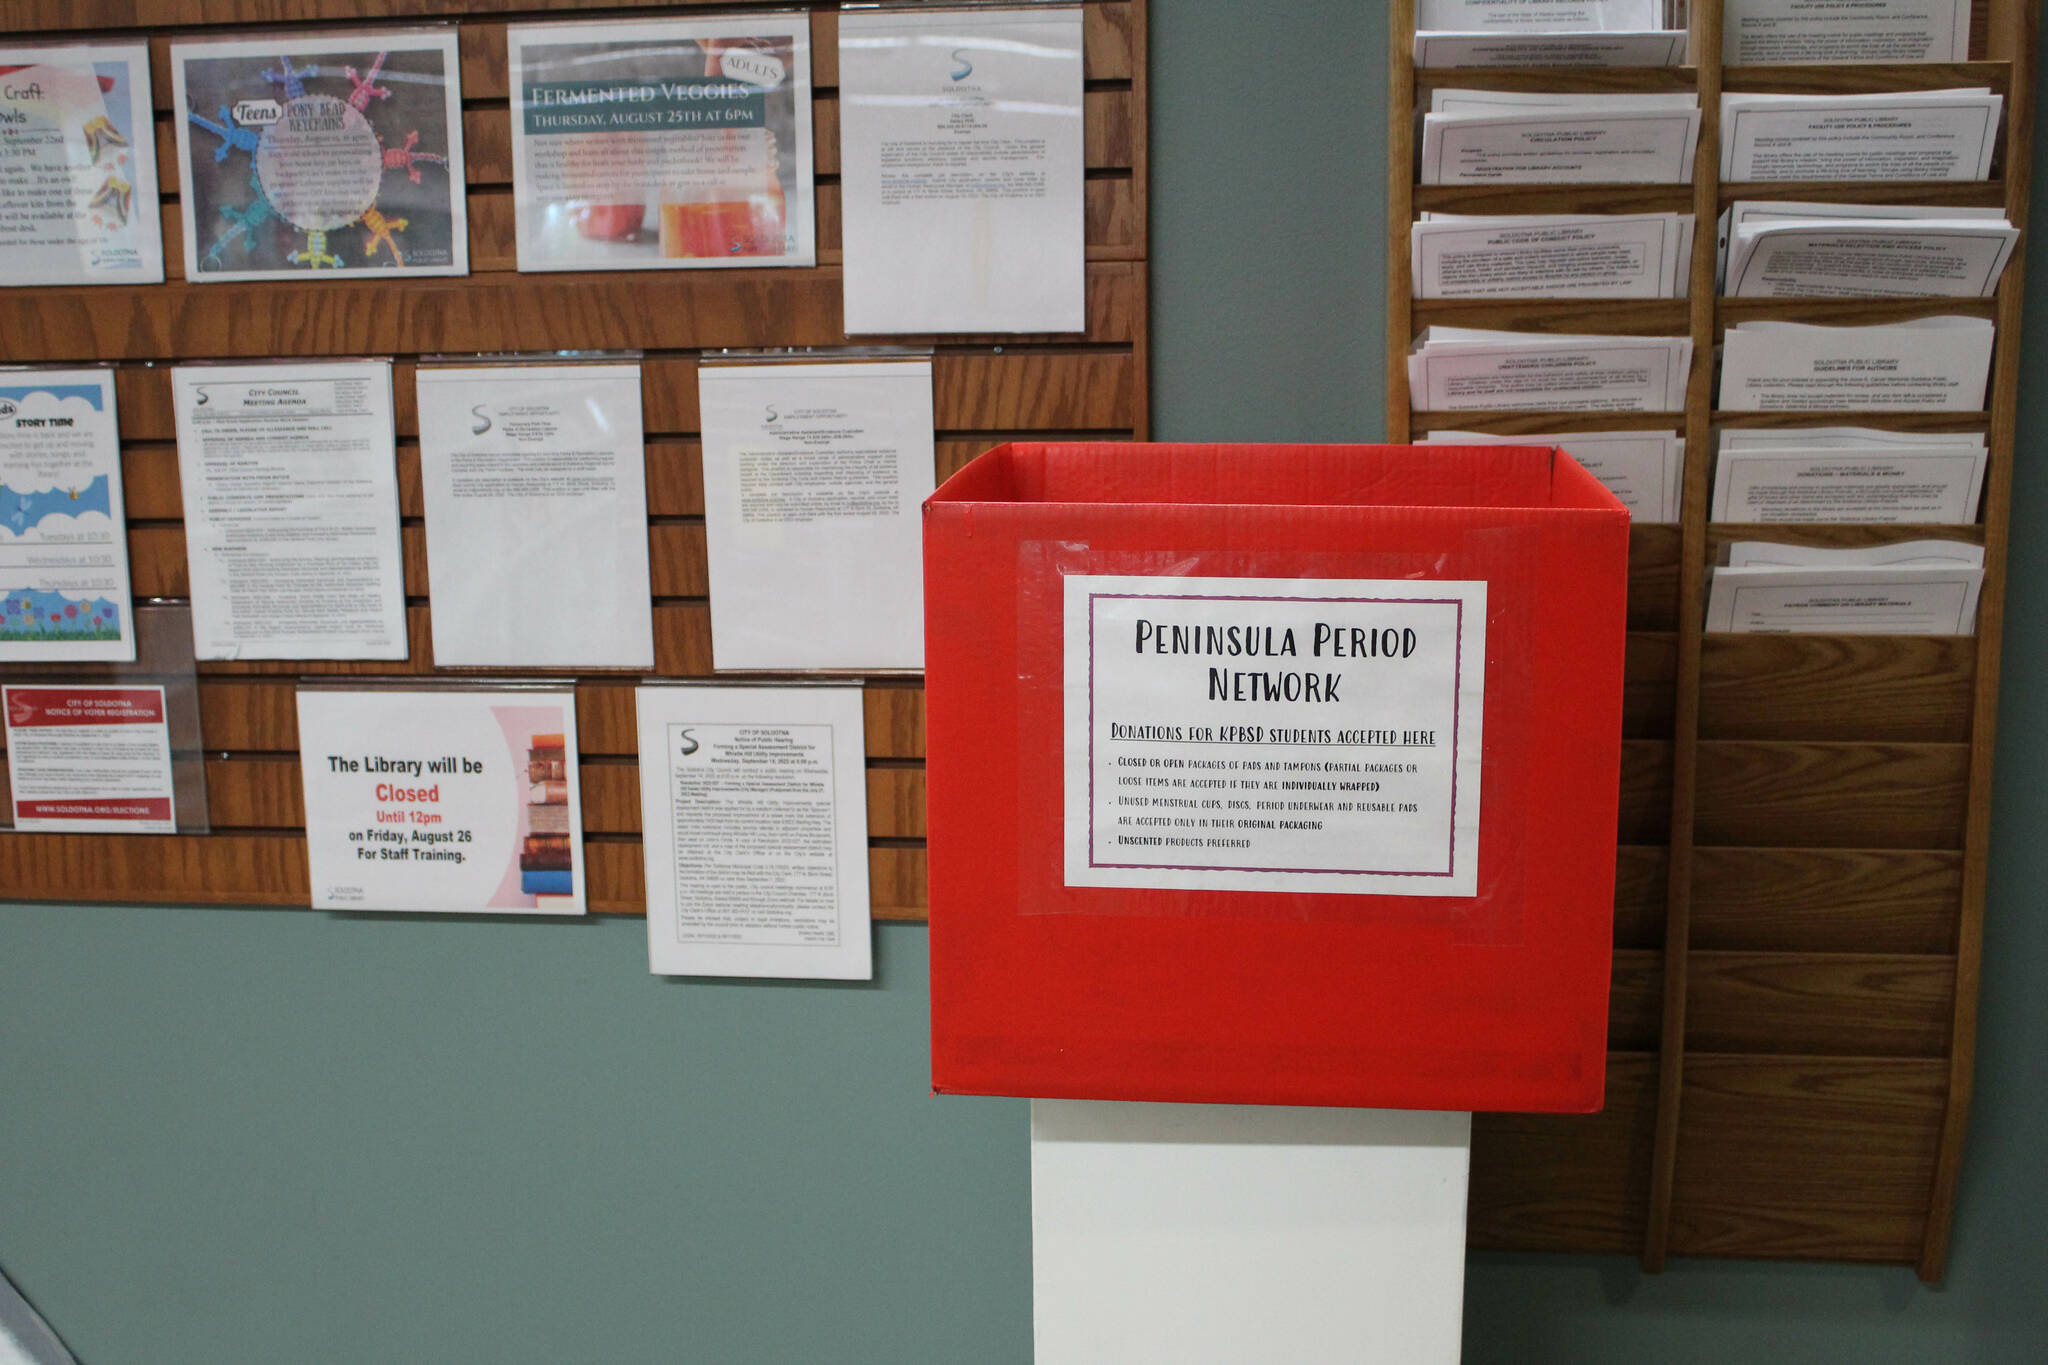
[{"xmin": 296, "ymin": 687, "xmax": 586, "ymax": 914}]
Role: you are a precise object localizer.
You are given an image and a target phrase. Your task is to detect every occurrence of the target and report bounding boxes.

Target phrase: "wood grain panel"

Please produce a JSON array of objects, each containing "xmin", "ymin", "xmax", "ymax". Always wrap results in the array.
[
  {"xmin": 1625, "ymin": 631, "xmax": 1676, "ymax": 738},
  {"xmin": 1467, "ymin": 1052, "xmax": 1658, "ymax": 1255},
  {"xmin": 1609, "ymin": 949, "xmax": 1664, "ymax": 1052},
  {"xmin": 1619, "ymin": 740, "xmax": 1673, "ymax": 844},
  {"xmin": 1614, "ymin": 845, "xmax": 1668, "ymax": 950},
  {"xmin": 1691, "ymin": 848, "xmax": 1962, "ymax": 955},
  {"xmin": 1669, "ymin": 1055, "xmax": 1945, "ymax": 1261},
  {"xmin": 1687, "ymin": 952, "xmax": 1956, "ymax": 1057},
  {"xmin": 1700, "ymin": 636, "xmax": 1975, "ymax": 742},
  {"xmin": 1695, "ymin": 742, "xmax": 1970, "ymax": 849},
  {"xmin": 1, "ymin": 263, "xmax": 1139, "ymax": 363},
  {"xmin": 1409, "ymin": 300, "xmax": 1691, "ymax": 335},
  {"xmin": 195, "ymin": 679, "xmax": 931, "ymax": 759},
  {"xmin": 1629, "ymin": 526, "xmax": 1681, "ymax": 632}
]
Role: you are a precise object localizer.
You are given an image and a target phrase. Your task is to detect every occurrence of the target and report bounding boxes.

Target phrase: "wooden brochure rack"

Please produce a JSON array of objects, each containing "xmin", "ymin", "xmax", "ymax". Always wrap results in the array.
[{"xmin": 1388, "ymin": 0, "xmax": 2035, "ymax": 1280}]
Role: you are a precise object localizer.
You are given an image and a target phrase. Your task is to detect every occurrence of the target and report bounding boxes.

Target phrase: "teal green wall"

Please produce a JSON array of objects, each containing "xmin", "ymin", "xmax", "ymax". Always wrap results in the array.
[{"xmin": 4, "ymin": 3, "xmax": 2046, "ymax": 1359}]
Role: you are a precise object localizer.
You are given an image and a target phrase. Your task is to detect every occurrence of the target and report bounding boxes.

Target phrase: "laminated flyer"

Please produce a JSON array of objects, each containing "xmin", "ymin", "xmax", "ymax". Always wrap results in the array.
[
  {"xmin": 0, "ymin": 43, "xmax": 164, "ymax": 286},
  {"xmin": 4, "ymin": 684, "xmax": 175, "ymax": 833},
  {"xmin": 170, "ymin": 29, "xmax": 467, "ymax": 281},
  {"xmin": 0, "ymin": 368, "xmax": 135, "ymax": 662},
  {"xmin": 508, "ymin": 17, "xmax": 814, "ymax": 270},
  {"xmin": 296, "ymin": 687, "xmax": 587, "ymax": 914}
]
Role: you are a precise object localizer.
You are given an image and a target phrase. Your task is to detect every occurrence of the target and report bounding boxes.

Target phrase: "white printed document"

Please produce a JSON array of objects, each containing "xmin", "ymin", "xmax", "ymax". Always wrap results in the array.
[
  {"xmin": 698, "ymin": 359, "xmax": 934, "ymax": 671},
  {"xmin": 1726, "ymin": 538, "xmax": 1982, "ymax": 567},
  {"xmin": 1723, "ymin": 0, "xmax": 1971, "ymax": 65},
  {"xmin": 1421, "ymin": 96, "xmax": 1699, "ymax": 184},
  {"xmin": 1708, "ymin": 540, "xmax": 1983, "ymax": 634},
  {"xmin": 0, "ymin": 43, "xmax": 163, "ymax": 286},
  {"xmin": 1721, "ymin": 90, "xmax": 2000, "ymax": 182},
  {"xmin": 1409, "ymin": 328, "xmax": 1691, "ymax": 412},
  {"xmin": 1415, "ymin": 29, "xmax": 1687, "ymax": 67},
  {"xmin": 1711, "ymin": 444, "xmax": 1986, "ymax": 522},
  {"xmin": 839, "ymin": 7, "xmax": 1085, "ymax": 334},
  {"xmin": 297, "ymin": 686, "xmax": 586, "ymax": 914},
  {"xmin": 1718, "ymin": 317, "xmax": 1993, "ymax": 411},
  {"xmin": 172, "ymin": 360, "xmax": 407, "ymax": 660},
  {"xmin": 1724, "ymin": 216, "xmax": 2016, "ymax": 299},
  {"xmin": 637, "ymin": 684, "xmax": 873, "ymax": 979},
  {"xmin": 416, "ymin": 364, "xmax": 654, "ymax": 669},
  {"xmin": 1415, "ymin": 0, "xmax": 1683, "ymax": 65},
  {"xmin": 4, "ymin": 683, "xmax": 174, "ymax": 832},
  {"xmin": 1417, "ymin": 0, "xmax": 1665, "ymax": 28},
  {"xmin": 507, "ymin": 16, "xmax": 815, "ymax": 271},
  {"xmin": 1413, "ymin": 212, "xmax": 1693, "ymax": 298},
  {"xmin": 1422, "ymin": 428, "xmax": 1682, "ymax": 521},
  {"xmin": 1, "ymin": 368, "xmax": 135, "ymax": 662}
]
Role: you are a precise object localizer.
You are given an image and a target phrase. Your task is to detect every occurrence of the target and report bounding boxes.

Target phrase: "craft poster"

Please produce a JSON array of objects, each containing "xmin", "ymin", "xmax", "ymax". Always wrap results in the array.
[
  {"xmin": 0, "ymin": 368, "xmax": 135, "ymax": 662},
  {"xmin": 170, "ymin": 30, "xmax": 467, "ymax": 281},
  {"xmin": 508, "ymin": 17, "xmax": 814, "ymax": 270},
  {"xmin": 0, "ymin": 43, "xmax": 164, "ymax": 286},
  {"xmin": 296, "ymin": 688, "xmax": 586, "ymax": 915}
]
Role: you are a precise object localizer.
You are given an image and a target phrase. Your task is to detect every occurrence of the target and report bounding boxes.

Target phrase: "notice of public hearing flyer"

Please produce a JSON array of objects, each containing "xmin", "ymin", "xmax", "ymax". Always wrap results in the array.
[
  {"xmin": 508, "ymin": 16, "xmax": 815, "ymax": 271},
  {"xmin": 0, "ymin": 43, "xmax": 164, "ymax": 286},
  {"xmin": 172, "ymin": 360, "xmax": 407, "ymax": 660},
  {"xmin": 1064, "ymin": 575, "xmax": 1487, "ymax": 898},
  {"xmin": 838, "ymin": 6, "xmax": 1086, "ymax": 334},
  {"xmin": 416, "ymin": 364, "xmax": 654, "ymax": 669},
  {"xmin": 296, "ymin": 687, "xmax": 585, "ymax": 913},
  {"xmin": 637, "ymin": 685, "xmax": 873, "ymax": 979},
  {"xmin": 1, "ymin": 368, "xmax": 136, "ymax": 662},
  {"xmin": 698, "ymin": 360, "xmax": 935, "ymax": 671},
  {"xmin": 4, "ymin": 684, "xmax": 174, "ymax": 833}
]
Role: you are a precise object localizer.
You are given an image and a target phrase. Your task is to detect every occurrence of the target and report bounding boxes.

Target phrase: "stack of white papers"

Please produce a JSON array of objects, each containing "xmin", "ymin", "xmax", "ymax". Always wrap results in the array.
[
  {"xmin": 1415, "ymin": 0, "xmax": 1687, "ymax": 69},
  {"xmin": 1414, "ymin": 211, "xmax": 1694, "ymax": 298},
  {"xmin": 1707, "ymin": 539, "xmax": 1984, "ymax": 633},
  {"xmin": 1721, "ymin": 90, "xmax": 2002, "ymax": 182},
  {"xmin": 1409, "ymin": 327, "xmax": 1692, "ymax": 412},
  {"xmin": 1711, "ymin": 427, "xmax": 1986, "ymax": 523},
  {"xmin": 1723, "ymin": 0, "xmax": 1972, "ymax": 66},
  {"xmin": 1420, "ymin": 429, "xmax": 1683, "ymax": 521},
  {"xmin": 1421, "ymin": 90, "xmax": 1701, "ymax": 185},
  {"xmin": 1720, "ymin": 201, "xmax": 2017, "ymax": 298},
  {"xmin": 1717, "ymin": 316, "xmax": 1995, "ymax": 411}
]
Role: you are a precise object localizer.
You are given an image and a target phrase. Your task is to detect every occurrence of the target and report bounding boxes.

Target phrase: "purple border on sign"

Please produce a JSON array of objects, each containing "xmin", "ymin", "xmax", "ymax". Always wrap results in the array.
[{"xmin": 1086, "ymin": 591, "xmax": 1466, "ymax": 877}]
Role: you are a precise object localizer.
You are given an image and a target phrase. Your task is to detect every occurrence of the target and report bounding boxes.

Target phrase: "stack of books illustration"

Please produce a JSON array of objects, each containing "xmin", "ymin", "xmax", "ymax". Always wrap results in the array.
[{"xmin": 522, "ymin": 732, "xmax": 573, "ymax": 901}]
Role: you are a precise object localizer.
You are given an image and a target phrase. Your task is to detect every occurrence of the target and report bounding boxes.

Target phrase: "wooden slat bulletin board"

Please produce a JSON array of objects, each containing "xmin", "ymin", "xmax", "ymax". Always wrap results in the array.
[
  {"xmin": 0, "ymin": 0, "xmax": 1147, "ymax": 917},
  {"xmin": 1388, "ymin": 0, "xmax": 2036, "ymax": 1282}
]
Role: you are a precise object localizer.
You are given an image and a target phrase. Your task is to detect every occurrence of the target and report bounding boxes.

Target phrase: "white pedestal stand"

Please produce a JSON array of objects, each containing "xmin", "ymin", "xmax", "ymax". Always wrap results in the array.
[{"xmin": 1031, "ymin": 1100, "xmax": 1471, "ymax": 1364}]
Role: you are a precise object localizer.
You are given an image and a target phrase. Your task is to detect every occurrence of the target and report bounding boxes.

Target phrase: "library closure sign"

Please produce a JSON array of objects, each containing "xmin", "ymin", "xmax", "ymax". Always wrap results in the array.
[
  {"xmin": 1064, "ymin": 575, "xmax": 1486, "ymax": 897},
  {"xmin": 295, "ymin": 688, "xmax": 585, "ymax": 915}
]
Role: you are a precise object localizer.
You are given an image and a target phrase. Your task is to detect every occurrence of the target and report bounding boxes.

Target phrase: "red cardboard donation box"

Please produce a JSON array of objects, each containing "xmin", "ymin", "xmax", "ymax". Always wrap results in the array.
[{"xmin": 923, "ymin": 443, "xmax": 1631, "ymax": 1112}]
